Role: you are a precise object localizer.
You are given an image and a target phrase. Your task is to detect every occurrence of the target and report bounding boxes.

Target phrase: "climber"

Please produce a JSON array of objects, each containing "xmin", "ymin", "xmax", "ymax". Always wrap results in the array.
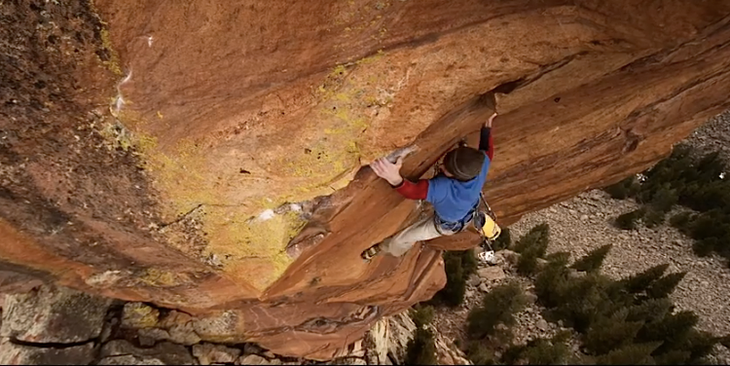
[{"xmin": 363, "ymin": 111, "xmax": 497, "ymax": 259}]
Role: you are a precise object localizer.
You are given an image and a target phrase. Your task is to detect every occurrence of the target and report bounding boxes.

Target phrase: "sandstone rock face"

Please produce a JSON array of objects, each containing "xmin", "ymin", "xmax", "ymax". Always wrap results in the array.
[
  {"xmin": 0, "ymin": 285, "xmax": 110, "ymax": 343},
  {"xmin": 1, "ymin": 0, "xmax": 730, "ymax": 360},
  {"xmin": 0, "ymin": 339, "xmax": 95, "ymax": 365},
  {"xmin": 100, "ymin": 340, "xmax": 196, "ymax": 365}
]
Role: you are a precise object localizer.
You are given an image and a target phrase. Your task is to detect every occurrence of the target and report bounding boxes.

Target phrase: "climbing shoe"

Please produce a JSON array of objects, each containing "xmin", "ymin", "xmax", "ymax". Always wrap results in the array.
[{"xmin": 361, "ymin": 244, "xmax": 381, "ymax": 261}]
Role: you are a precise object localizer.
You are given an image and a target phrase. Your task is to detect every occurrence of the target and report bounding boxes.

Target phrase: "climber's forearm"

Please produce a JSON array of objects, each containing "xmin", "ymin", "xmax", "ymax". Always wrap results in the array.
[
  {"xmin": 479, "ymin": 126, "xmax": 494, "ymax": 160},
  {"xmin": 393, "ymin": 179, "xmax": 429, "ymax": 200}
]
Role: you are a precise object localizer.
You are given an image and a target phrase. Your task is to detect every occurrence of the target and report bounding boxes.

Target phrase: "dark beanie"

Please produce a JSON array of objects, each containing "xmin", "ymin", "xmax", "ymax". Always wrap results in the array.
[{"xmin": 443, "ymin": 147, "xmax": 485, "ymax": 181}]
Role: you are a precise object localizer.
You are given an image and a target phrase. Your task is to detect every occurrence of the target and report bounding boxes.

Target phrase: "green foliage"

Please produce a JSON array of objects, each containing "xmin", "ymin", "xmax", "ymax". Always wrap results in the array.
[
  {"xmin": 635, "ymin": 310, "xmax": 698, "ymax": 350},
  {"xmin": 669, "ymin": 211, "xmax": 692, "ymax": 229},
  {"xmin": 608, "ymin": 145, "xmax": 730, "ymax": 264},
  {"xmin": 410, "ymin": 305, "xmax": 434, "ymax": 328},
  {"xmin": 517, "ymin": 247, "xmax": 541, "ymax": 276},
  {"xmin": 514, "ymin": 224, "xmax": 550, "ymax": 276},
  {"xmin": 405, "ymin": 305, "xmax": 437, "ymax": 365},
  {"xmin": 620, "ymin": 264, "xmax": 669, "ymax": 294},
  {"xmin": 431, "ymin": 249, "xmax": 478, "ymax": 307},
  {"xmin": 404, "ymin": 327, "xmax": 437, "ymax": 365},
  {"xmin": 615, "ymin": 208, "xmax": 646, "ymax": 230},
  {"xmin": 649, "ymin": 185, "xmax": 679, "ymax": 213},
  {"xmin": 533, "ymin": 245, "xmax": 718, "ymax": 364},
  {"xmin": 643, "ymin": 208, "xmax": 666, "ymax": 228},
  {"xmin": 646, "ymin": 272, "xmax": 686, "ymax": 299},
  {"xmin": 502, "ymin": 331, "xmax": 572, "ymax": 365},
  {"xmin": 624, "ymin": 298, "xmax": 672, "ymax": 323},
  {"xmin": 493, "ymin": 227, "xmax": 512, "ymax": 251},
  {"xmin": 604, "ymin": 175, "xmax": 641, "ymax": 199},
  {"xmin": 467, "ymin": 281, "xmax": 528, "ymax": 339},
  {"xmin": 545, "ymin": 251, "xmax": 571, "ymax": 266},
  {"xmin": 596, "ymin": 342, "xmax": 662, "ymax": 365},
  {"xmin": 465, "ymin": 221, "xmax": 720, "ymax": 366},
  {"xmin": 513, "ymin": 223, "xmax": 550, "ymax": 255},
  {"xmin": 583, "ymin": 311, "xmax": 644, "ymax": 355},
  {"xmin": 466, "ymin": 342, "xmax": 496, "ymax": 365},
  {"xmin": 571, "ymin": 244, "xmax": 612, "ymax": 273}
]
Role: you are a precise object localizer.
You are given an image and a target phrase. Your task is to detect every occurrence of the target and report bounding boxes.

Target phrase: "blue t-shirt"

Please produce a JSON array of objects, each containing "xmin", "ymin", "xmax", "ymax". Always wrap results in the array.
[{"xmin": 426, "ymin": 155, "xmax": 491, "ymax": 223}]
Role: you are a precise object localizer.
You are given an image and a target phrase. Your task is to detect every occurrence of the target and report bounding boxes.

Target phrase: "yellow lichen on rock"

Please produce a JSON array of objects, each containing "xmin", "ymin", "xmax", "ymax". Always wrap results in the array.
[{"xmin": 203, "ymin": 208, "xmax": 306, "ymax": 290}]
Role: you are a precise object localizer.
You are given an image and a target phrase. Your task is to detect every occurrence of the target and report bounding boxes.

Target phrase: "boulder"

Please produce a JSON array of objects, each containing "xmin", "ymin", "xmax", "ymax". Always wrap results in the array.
[
  {"xmin": 192, "ymin": 342, "xmax": 242, "ymax": 365},
  {"xmin": 477, "ymin": 267, "xmax": 506, "ymax": 282},
  {"xmin": 0, "ymin": 285, "xmax": 110, "ymax": 343},
  {"xmin": 236, "ymin": 354, "xmax": 280, "ymax": 365},
  {"xmin": 0, "ymin": 338, "xmax": 94, "ymax": 365},
  {"xmin": 101, "ymin": 339, "xmax": 196, "ymax": 365},
  {"xmin": 121, "ymin": 302, "xmax": 160, "ymax": 329},
  {"xmin": 98, "ymin": 355, "xmax": 166, "ymax": 365}
]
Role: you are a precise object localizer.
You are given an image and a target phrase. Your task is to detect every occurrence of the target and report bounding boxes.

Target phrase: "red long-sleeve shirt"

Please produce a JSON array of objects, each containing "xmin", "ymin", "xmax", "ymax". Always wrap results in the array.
[{"xmin": 394, "ymin": 126, "xmax": 493, "ymax": 200}]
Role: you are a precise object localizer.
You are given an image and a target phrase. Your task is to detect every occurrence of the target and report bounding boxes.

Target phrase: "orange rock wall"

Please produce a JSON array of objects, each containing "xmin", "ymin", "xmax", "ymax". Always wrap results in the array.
[{"xmin": 1, "ymin": 0, "xmax": 730, "ymax": 360}]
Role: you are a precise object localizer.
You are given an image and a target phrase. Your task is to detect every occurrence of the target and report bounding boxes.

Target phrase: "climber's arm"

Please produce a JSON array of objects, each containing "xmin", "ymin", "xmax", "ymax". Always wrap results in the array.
[
  {"xmin": 479, "ymin": 112, "xmax": 497, "ymax": 160},
  {"xmin": 370, "ymin": 157, "xmax": 430, "ymax": 200},
  {"xmin": 393, "ymin": 179, "xmax": 429, "ymax": 200}
]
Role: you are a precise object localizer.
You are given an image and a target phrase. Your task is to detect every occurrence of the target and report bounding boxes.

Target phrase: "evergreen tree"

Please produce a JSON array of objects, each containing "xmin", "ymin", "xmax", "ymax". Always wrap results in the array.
[
  {"xmin": 546, "ymin": 251, "xmax": 571, "ymax": 266},
  {"xmin": 583, "ymin": 312, "xmax": 644, "ymax": 355},
  {"xmin": 410, "ymin": 305, "xmax": 434, "ymax": 328},
  {"xmin": 404, "ymin": 327, "xmax": 437, "ymax": 365},
  {"xmin": 596, "ymin": 342, "xmax": 662, "ymax": 365},
  {"xmin": 517, "ymin": 246, "xmax": 542, "ymax": 276},
  {"xmin": 620, "ymin": 264, "xmax": 669, "ymax": 294},
  {"xmin": 646, "ymin": 272, "xmax": 686, "ymax": 299},
  {"xmin": 615, "ymin": 208, "xmax": 646, "ymax": 230},
  {"xmin": 535, "ymin": 258, "xmax": 571, "ymax": 308},
  {"xmin": 513, "ymin": 223, "xmax": 550, "ymax": 255},
  {"xmin": 571, "ymin": 244, "xmax": 612, "ymax": 273},
  {"xmin": 636, "ymin": 310, "xmax": 698, "ymax": 355},
  {"xmin": 624, "ymin": 298, "xmax": 672, "ymax": 323},
  {"xmin": 405, "ymin": 304, "xmax": 437, "ymax": 365},
  {"xmin": 466, "ymin": 342, "xmax": 496, "ymax": 365},
  {"xmin": 431, "ymin": 250, "xmax": 477, "ymax": 306},
  {"xmin": 503, "ymin": 331, "xmax": 572, "ymax": 365},
  {"xmin": 467, "ymin": 281, "xmax": 528, "ymax": 339}
]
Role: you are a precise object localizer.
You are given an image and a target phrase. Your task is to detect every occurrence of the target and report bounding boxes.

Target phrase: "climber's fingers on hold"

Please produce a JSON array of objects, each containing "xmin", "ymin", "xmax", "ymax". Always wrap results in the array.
[
  {"xmin": 394, "ymin": 156, "xmax": 404, "ymax": 168},
  {"xmin": 370, "ymin": 158, "xmax": 386, "ymax": 176}
]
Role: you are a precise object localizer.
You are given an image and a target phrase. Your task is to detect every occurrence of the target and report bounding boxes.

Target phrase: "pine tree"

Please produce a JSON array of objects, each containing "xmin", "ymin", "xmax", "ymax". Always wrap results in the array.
[
  {"xmin": 684, "ymin": 329, "xmax": 720, "ymax": 364},
  {"xmin": 505, "ymin": 331, "xmax": 572, "ymax": 365},
  {"xmin": 653, "ymin": 350, "xmax": 691, "ymax": 365},
  {"xmin": 513, "ymin": 223, "xmax": 549, "ymax": 254},
  {"xmin": 571, "ymin": 244, "xmax": 612, "ymax": 273},
  {"xmin": 460, "ymin": 249, "xmax": 478, "ymax": 277},
  {"xmin": 410, "ymin": 305, "xmax": 434, "ymax": 328},
  {"xmin": 646, "ymin": 272, "xmax": 686, "ymax": 299},
  {"xmin": 624, "ymin": 298, "xmax": 672, "ymax": 323},
  {"xmin": 404, "ymin": 327, "xmax": 437, "ymax": 365},
  {"xmin": 546, "ymin": 251, "xmax": 571, "ymax": 266},
  {"xmin": 615, "ymin": 208, "xmax": 645, "ymax": 230},
  {"xmin": 534, "ymin": 259, "xmax": 571, "ymax": 308},
  {"xmin": 596, "ymin": 342, "xmax": 662, "ymax": 365},
  {"xmin": 517, "ymin": 246, "xmax": 542, "ymax": 276},
  {"xmin": 467, "ymin": 281, "xmax": 528, "ymax": 339},
  {"xmin": 620, "ymin": 264, "xmax": 669, "ymax": 294},
  {"xmin": 406, "ymin": 305, "xmax": 437, "ymax": 365},
  {"xmin": 583, "ymin": 312, "xmax": 644, "ymax": 355},
  {"xmin": 636, "ymin": 310, "xmax": 698, "ymax": 353},
  {"xmin": 432, "ymin": 252, "xmax": 466, "ymax": 306}
]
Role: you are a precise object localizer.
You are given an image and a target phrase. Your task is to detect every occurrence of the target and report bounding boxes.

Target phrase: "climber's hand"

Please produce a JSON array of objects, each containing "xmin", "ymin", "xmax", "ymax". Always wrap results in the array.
[
  {"xmin": 486, "ymin": 112, "xmax": 497, "ymax": 128},
  {"xmin": 370, "ymin": 157, "xmax": 404, "ymax": 186}
]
